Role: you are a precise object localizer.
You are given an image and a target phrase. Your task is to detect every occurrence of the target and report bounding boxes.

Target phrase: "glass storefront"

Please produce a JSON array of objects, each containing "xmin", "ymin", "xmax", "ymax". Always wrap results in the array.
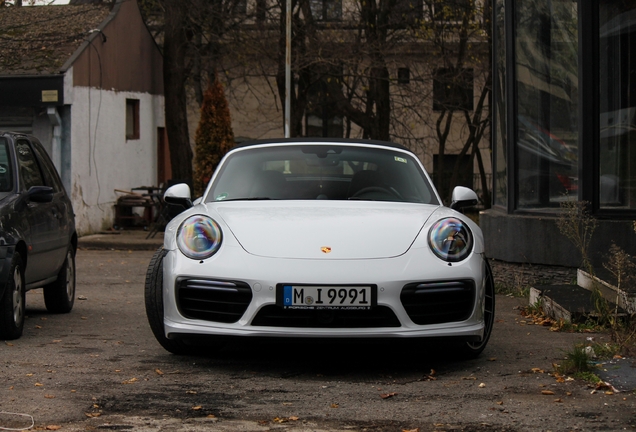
[
  {"xmin": 599, "ymin": 2, "xmax": 636, "ymax": 210},
  {"xmin": 493, "ymin": 0, "xmax": 507, "ymax": 207},
  {"xmin": 514, "ymin": 0, "xmax": 579, "ymax": 209}
]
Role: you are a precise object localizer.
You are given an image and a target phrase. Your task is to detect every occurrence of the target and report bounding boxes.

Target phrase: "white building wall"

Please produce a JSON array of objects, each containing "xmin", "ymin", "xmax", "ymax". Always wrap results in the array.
[{"xmin": 69, "ymin": 84, "xmax": 164, "ymax": 235}]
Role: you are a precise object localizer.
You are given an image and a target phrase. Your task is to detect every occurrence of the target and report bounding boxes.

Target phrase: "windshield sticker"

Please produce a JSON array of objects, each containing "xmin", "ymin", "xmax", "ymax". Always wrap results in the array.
[
  {"xmin": 215, "ymin": 193, "xmax": 228, "ymax": 201},
  {"xmin": 394, "ymin": 156, "xmax": 407, "ymax": 164}
]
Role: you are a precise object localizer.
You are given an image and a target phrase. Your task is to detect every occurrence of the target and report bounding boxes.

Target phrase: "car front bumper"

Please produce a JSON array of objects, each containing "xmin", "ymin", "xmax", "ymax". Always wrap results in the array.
[{"xmin": 161, "ymin": 245, "xmax": 487, "ymax": 340}]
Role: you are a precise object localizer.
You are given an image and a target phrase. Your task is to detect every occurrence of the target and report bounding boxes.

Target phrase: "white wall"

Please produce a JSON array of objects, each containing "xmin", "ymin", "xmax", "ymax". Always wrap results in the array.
[{"xmin": 69, "ymin": 84, "xmax": 164, "ymax": 235}]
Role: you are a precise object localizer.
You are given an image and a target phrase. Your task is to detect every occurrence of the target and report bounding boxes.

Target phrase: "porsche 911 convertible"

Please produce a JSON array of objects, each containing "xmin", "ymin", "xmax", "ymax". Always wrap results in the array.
[{"xmin": 145, "ymin": 139, "xmax": 494, "ymax": 357}]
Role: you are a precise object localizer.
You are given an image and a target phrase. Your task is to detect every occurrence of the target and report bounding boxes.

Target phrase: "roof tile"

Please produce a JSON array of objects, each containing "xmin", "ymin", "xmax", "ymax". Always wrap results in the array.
[{"xmin": 0, "ymin": 4, "xmax": 111, "ymax": 75}]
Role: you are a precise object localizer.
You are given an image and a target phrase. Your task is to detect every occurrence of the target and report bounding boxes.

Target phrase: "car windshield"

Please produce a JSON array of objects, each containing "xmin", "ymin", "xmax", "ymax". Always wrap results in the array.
[
  {"xmin": 0, "ymin": 138, "xmax": 13, "ymax": 195},
  {"xmin": 206, "ymin": 144, "xmax": 439, "ymax": 204}
]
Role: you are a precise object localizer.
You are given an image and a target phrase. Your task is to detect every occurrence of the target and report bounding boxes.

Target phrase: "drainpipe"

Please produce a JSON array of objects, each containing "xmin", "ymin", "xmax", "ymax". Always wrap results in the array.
[{"xmin": 47, "ymin": 106, "xmax": 62, "ymax": 172}]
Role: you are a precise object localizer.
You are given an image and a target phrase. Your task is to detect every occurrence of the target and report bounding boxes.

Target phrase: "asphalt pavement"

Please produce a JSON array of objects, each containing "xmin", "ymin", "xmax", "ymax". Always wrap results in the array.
[{"xmin": 78, "ymin": 229, "xmax": 164, "ymax": 251}]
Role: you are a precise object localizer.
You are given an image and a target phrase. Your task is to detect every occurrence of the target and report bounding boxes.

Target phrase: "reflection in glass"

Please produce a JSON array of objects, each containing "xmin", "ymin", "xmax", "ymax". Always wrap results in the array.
[
  {"xmin": 515, "ymin": 0, "xmax": 578, "ymax": 208},
  {"xmin": 599, "ymin": 3, "xmax": 636, "ymax": 209},
  {"xmin": 493, "ymin": 0, "xmax": 507, "ymax": 207}
]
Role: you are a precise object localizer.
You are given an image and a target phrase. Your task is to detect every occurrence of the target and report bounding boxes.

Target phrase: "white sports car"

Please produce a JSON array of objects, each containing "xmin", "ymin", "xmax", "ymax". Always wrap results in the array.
[{"xmin": 145, "ymin": 139, "xmax": 494, "ymax": 357}]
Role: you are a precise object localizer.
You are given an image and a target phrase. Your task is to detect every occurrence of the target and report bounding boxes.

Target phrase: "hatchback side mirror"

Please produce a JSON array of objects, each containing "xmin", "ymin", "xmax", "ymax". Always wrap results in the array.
[
  {"xmin": 450, "ymin": 186, "xmax": 478, "ymax": 210},
  {"xmin": 164, "ymin": 183, "xmax": 193, "ymax": 209},
  {"xmin": 27, "ymin": 185, "xmax": 54, "ymax": 203}
]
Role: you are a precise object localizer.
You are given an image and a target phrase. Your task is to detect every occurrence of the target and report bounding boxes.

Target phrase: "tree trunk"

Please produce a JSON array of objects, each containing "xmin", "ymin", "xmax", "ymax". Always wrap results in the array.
[{"xmin": 163, "ymin": 0, "xmax": 193, "ymax": 185}]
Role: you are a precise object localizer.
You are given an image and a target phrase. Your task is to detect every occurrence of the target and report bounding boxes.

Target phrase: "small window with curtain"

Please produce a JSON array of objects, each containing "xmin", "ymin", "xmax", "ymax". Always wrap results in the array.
[{"xmin": 126, "ymin": 99, "xmax": 140, "ymax": 140}]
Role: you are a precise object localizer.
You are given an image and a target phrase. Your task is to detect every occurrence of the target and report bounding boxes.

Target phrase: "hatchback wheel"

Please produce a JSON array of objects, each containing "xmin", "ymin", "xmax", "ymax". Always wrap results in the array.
[
  {"xmin": 44, "ymin": 247, "xmax": 76, "ymax": 313},
  {"xmin": 0, "ymin": 252, "xmax": 26, "ymax": 340}
]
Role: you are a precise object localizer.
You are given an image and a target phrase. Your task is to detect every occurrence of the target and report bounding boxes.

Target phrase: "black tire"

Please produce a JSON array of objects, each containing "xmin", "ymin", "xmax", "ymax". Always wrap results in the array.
[
  {"xmin": 456, "ymin": 260, "xmax": 496, "ymax": 359},
  {"xmin": 43, "ymin": 247, "xmax": 76, "ymax": 313},
  {"xmin": 145, "ymin": 247, "xmax": 193, "ymax": 355},
  {"xmin": 0, "ymin": 252, "xmax": 26, "ymax": 340}
]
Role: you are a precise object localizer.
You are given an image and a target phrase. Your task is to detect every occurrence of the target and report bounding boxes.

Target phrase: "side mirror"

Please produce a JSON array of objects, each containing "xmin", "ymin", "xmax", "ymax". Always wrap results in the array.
[
  {"xmin": 27, "ymin": 185, "xmax": 54, "ymax": 203},
  {"xmin": 450, "ymin": 186, "xmax": 478, "ymax": 210},
  {"xmin": 164, "ymin": 183, "xmax": 193, "ymax": 209}
]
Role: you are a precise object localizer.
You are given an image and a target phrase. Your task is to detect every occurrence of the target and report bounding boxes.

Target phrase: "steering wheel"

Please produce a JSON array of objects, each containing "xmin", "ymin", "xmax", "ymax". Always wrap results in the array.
[{"xmin": 350, "ymin": 186, "xmax": 402, "ymax": 200}]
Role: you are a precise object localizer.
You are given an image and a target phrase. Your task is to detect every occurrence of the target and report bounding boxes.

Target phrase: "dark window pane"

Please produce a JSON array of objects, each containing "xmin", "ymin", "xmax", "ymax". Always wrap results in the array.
[
  {"xmin": 433, "ymin": 68, "xmax": 474, "ymax": 111},
  {"xmin": 515, "ymin": 0, "xmax": 578, "ymax": 209},
  {"xmin": 599, "ymin": 1, "xmax": 636, "ymax": 209}
]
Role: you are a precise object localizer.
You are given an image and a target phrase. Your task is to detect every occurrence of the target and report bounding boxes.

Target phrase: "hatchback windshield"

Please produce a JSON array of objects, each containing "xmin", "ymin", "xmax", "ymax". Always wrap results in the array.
[{"xmin": 206, "ymin": 144, "xmax": 438, "ymax": 204}]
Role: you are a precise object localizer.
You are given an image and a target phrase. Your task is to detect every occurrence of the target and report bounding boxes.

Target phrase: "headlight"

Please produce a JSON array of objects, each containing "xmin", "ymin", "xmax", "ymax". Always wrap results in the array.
[
  {"xmin": 428, "ymin": 217, "xmax": 473, "ymax": 262},
  {"xmin": 176, "ymin": 215, "xmax": 223, "ymax": 260}
]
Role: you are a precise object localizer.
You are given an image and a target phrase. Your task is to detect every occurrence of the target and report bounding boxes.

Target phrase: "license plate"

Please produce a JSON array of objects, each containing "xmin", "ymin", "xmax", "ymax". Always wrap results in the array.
[{"xmin": 280, "ymin": 285, "xmax": 374, "ymax": 310}]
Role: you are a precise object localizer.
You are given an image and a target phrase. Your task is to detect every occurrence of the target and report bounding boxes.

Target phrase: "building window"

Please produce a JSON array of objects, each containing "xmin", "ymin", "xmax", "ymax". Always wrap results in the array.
[
  {"xmin": 515, "ymin": 0, "xmax": 578, "ymax": 209},
  {"xmin": 432, "ymin": 0, "xmax": 474, "ymax": 23},
  {"xmin": 126, "ymin": 99, "xmax": 140, "ymax": 140},
  {"xmin": 389, "ymin": 0, "xmax": 423, "ymax": 27},
  {"xmin": 397, "ymin": 67, "xmax": 410, "ymax": 85},
  {"xmin": 433, "ymin": 68, "xmax": 474, "ymax": 111},
  {"xmin": 255, "ymin": 0, "xmax": 267, "ymax": 22},
  {"xmin": 305, "ymin": 65, "xmax": 343, "ymax": 138},
  {"xmin": 310, "ymin": 0, "xmax": 342, "ymax": 21},
  {"xmin": 598, "ymin": 1, "xmax": 636, "ymax": 210},
  {"xmin": 433, "ymin": 154, "xmax": 473, "ymax": 196}
]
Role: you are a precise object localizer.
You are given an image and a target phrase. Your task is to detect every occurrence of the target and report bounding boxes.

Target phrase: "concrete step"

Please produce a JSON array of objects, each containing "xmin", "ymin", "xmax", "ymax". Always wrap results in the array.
[{"xmin": 529, "ymin": 284, "xmax": 627, "ymax": 323}]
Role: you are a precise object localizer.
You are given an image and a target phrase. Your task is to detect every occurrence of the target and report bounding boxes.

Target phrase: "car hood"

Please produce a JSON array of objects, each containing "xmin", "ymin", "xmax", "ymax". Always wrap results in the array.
[{"xmin": 211, "ymin": 201, "xmax": 438, "ymax": 259}]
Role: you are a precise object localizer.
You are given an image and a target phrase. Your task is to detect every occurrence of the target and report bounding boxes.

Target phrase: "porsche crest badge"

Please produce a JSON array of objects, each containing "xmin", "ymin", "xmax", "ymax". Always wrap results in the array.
[{"xmin": 321, "ymin": 246, "xmax": 332, "ymax": 254}]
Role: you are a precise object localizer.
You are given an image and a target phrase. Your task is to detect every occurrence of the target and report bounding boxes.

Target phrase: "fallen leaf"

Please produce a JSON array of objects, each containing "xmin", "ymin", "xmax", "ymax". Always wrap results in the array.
[
  {"xmin": 4, "ymin": 342, "xmax": 13, "ymax": 346},
  {"xmin": 496, "ymin": 401, "xmax": 503, "ymax": 405},
  {"xmin": 541, "ymin": 390, "xmax": 555, "ymax": 395},
  {"xmin": 85, "ymin": 412, "xmax": 101, "ymax": 418},
  {"xmin": 192, "ymin": 406, "xmax": 202, "ymax": 410},
  {"xmin": 35, "ymin": 325, "xmax": 42, "ymax": 329},
  {"xmin": 289, "ymin": 416, "xmax": 299, "ymax": 421},
  {"xmin": 26, "ymin": 373, "xmax": 34, "ymax": 377},
  {"xmin": 330, "ymin": 403, "xmax": 339, "ymax": 408},
  {"xmin": 207, "ymin": 414, "xmax": 216, "ymax": 419},
  {"xmin": 488, "ymin": 357, "xmax": 497, "ymax": 362},
  {"xmin": 554, "ymin": 398, "xmax": 563, "ymax": 403},
  {"xmin": 462, "ymin": 376, "xmax": 477, "ymax": 380},
  {"xmin": 155, "ymin": 369, "xmax": 164, "ymax": 376},
  {"xmin": 257, "ymin": 420, "xmax": 269, "ymax": 425},
  {"xmin": 478, "ymin": 383, "xmax": 486, "ymax": 388},
  {"xmin": 35, "ymin": 383, "xmax": 43, "ymax": 387},
  {"xmin": 46, "ymin": 426, "xmax": 61, "ymax": 430},
  {"xmin": 122, "ymin": 378, "xmax": 138, "ymax": 384},
  {"xmin": 380, "ymin": 392, "xmax": 398, "ymax": 399},
  {"xmin": 186, "ymin": 390, "xmax": 197, "ymax": 394},
  {"xmin": 403, "ymin": 429, "xmax": 420, "ymax": 432},
  {"xmin": 44, "ymin": 394, "xmax": 55, "ymax": 399},
  {"xmin": 273, "ymin": 417, "xmax": 287, "ymax": 424}
]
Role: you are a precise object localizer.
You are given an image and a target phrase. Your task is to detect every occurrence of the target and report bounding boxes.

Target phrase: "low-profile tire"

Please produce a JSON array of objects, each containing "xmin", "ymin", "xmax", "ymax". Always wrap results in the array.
[
  {"xmin": 43, "ymin": 247, "xmax": 76, "ymax": 314},
  {"xmin": 0, "ymin": 252, "xmax": 26, "ymax": 340},
  {"xmin": 145, "ymin": 247, "xmax": 194, "ymax": 355},
  {"xmin": 455, "ymin": 260, "xmax": 496, "ymax": 359}
]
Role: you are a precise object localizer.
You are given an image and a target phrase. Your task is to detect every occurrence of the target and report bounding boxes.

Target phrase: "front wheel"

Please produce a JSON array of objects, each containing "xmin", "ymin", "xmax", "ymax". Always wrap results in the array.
[
  {"xmin": 145, "ymin": 248, "xmax": 194, "ymax": 355},
  {"xmin": 43, "ymin": 247, "xmax": 76, "ymax": 313},
  {"xmin": 456, "ymin": 260, "xmax": 495, "ymax": 359},
  {"xmin": 0, "ymin": 252, "xmax": 26, "ymax": 340}
]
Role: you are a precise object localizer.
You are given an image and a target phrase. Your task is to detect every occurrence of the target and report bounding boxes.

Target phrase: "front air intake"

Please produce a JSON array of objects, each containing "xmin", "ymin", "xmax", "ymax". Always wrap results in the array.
[
  {"xmin": 176, "ymin": 278, "xmax": 252, "ymax": 323},
  {"xmin": 400, "ymin": 280, "xmax": 475, "ymax": 325}
]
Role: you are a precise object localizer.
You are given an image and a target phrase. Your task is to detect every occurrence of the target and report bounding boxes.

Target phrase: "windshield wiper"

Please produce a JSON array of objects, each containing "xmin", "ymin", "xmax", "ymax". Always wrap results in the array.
[{"xmin": 218, "ymin": 197, "xmax": 274, "ymax": 202}]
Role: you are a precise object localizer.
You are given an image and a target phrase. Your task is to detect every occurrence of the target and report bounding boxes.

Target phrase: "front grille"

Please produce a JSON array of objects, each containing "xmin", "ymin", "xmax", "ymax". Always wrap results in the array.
[
  {"xmin": 400, "ymin": 280, "xmax": 475, "ymax": 325},
  {"xmin": 176, "ymin": 278, "xmax": 252, "ymax": 323},
  {"xmin": 251, "ymin": 305, "xmax": 400, "ymax": 328}
]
